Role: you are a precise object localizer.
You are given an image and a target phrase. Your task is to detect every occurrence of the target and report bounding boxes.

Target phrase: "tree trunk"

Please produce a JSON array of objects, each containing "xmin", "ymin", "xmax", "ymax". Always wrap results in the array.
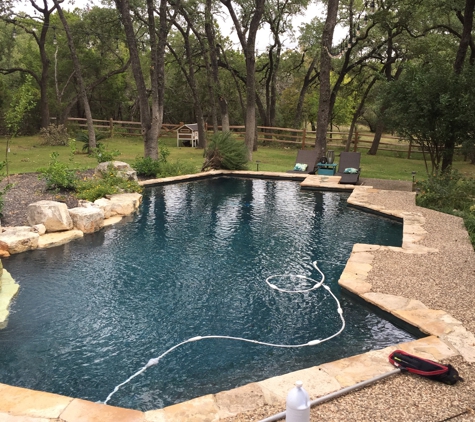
[
  {"xmin": 346, "ymin": 76, "xmax": 377, "ymax": 152},
  {"xmin": 171, "ymin": 14, "xmax": 207, "ymax": 149},
  {"xmin": 38, "ymin": 29, "xmax": 50, "ymax": 129},
  {"xmin": 116, "ymin": 0, "xmax": 159, "ymax": 159},
  {"xmin": 454, "ymin": 0, "xmax": 475, "ymax": 73},
  {"xmin": 368, "ymin": 118, "xmax": 384, "ymax": 155},
  {"xmin": 53, "ymin": 0, "xmax": 96, "ymax": 150},
  {"xmin": 205, "ymin": 0, "xmax": 220, "ymax": 133},
  {"xmin": 315, "ymin": 0, "xmax": 340, "ymax": 160},
  {"xmin": 294, "ymin": 55, "xmax": 318, "ymax": 129},
  {"xmin": 221, "ymin": 0, "xmax": 265, "ymax": 160}
]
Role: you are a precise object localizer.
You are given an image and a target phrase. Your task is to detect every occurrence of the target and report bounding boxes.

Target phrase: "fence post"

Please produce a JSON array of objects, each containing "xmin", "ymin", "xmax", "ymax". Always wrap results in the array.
[
  {"xmin": 109, "ymin": 118, "xmax": 114, "ymax": 138},
  {"xmin": 407, "ymin": 140, "xmax": 412, "ymax": 159},
  {"xmin": 353, "ymin": 129, "xmax": 358, "ymax": 152},
  {"xmin": 301, "ymin": 127, "xmax": 306, "ymax": 149}
]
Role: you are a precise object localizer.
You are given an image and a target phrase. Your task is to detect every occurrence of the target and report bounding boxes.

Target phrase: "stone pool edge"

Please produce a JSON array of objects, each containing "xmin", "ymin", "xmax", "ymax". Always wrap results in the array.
[{"xmin": 1, "ymin": 170, "xmax": 474, "ymax": 422}]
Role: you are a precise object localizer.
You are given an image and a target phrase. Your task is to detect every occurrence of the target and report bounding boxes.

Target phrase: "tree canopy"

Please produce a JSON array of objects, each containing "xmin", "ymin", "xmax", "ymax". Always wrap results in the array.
[{"xmin": 0, "ymin": 0, "xmax": 473, "ymax": 166}]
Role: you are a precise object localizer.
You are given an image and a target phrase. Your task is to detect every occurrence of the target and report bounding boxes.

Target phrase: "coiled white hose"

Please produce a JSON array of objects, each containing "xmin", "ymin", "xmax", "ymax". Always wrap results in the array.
[{"xmin": 104, "ymin": 261, "xmax": 345, "ymax": 405}]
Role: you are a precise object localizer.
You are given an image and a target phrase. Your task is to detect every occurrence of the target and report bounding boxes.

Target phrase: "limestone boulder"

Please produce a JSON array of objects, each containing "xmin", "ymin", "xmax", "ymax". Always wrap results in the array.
[
  {"xmin": 31, "ymin": 224, "xmax": 46, "ymax": 235},
  {"xmin": 27, "ymin": 201, "xmax": 73, "ymax": 232},
  {"xmin": 68, "ymin": 207, "xmax": 105, "ymax": 234},
  {"xmin": 95, "ymin": 161, "xmax": 138, "ymax": 182},
  {"xmin": 38, "ymin": 230, "xmax": 83, "ymax": 249},
  {"xmin": 0, "ymin": 231, "xmax": 39, "ymax": 254},
  {"xmin": 0, "ymin": 241, "xmax": 9, "ymax": 258},
  {"xmin": 94, "ymin": 198, "xmax": 112, "ymax": 219},
  {"xmin": 107, "ymin": 193, "xmax": 142, "ymax": 216}
]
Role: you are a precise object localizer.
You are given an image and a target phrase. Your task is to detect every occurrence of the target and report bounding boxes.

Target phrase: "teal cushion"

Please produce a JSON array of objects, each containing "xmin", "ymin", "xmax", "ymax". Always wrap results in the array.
[
  {"xmin": 294, "ymin": 163, "xmax": 308, "ymax": 171},
  {"xmin": 344, "ymin": 167, "xmax": 358, "ymax": 174}
]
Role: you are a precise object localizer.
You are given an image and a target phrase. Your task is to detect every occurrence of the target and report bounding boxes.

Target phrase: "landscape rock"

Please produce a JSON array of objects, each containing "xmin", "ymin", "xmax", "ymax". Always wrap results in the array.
[
  {"xmin": 0, "ymin": 231, "xmax": 39, "ymax": 254},
  {"xmin": 37, "ymin": 230, "xmax": 84, "ymax": 249},
  {"xmin": 95, "ymin": 161, "xmax": 138, "ymax": 182},
  {"xmin": 107, "ymin": 193, "xmax": 142, "ymax": 216},
  {"xmin": 31, "ymin": 224, "xmax": 46, "ymax": 235},
  {"xmin": 68, "ymin": 207, "xmax": 104, "ymax": 234},
  {"xmin": 93, "ymin": 198, "xmax": 112, "ymax": 219},
  {"xmin": 1, "ymin": 226, "xmax": 34, "ymax": 234},
  {"xmin": 27, "ymin": 201, "xmax": 73, "ymax": 232}
]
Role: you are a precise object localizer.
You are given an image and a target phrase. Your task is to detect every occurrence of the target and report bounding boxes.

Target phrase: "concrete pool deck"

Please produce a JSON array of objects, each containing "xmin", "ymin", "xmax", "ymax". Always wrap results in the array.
[{"xmin": 1, "ymin": 170, "xmax": 474, "ymax": 421}]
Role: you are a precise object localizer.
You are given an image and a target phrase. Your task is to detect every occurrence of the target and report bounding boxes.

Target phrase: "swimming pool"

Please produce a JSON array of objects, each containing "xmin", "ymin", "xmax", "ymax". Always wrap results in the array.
[{"xmin": 0, "ymin": 178, "xmax": 415, "ymax": 410}]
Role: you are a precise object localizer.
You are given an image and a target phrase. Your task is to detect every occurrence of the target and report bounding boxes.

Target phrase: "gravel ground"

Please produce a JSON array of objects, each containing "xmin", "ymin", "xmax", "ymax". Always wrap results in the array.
[{"xmin": 0, "ymin": 172, "xmax": 91, "ymax": 227}]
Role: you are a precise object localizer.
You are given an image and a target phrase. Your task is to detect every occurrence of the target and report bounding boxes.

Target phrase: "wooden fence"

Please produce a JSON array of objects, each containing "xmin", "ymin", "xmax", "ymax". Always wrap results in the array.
[
  {"xmin": 59, "ymin": 117, "xmax": 181, "ymax": 138},
  {"xmin": 226, "ymin": 125, "xmax": 424, "ymax": 159},
  {"xmin": 60, "ymin": 117, "xmax": 426, "ymax": 158}
]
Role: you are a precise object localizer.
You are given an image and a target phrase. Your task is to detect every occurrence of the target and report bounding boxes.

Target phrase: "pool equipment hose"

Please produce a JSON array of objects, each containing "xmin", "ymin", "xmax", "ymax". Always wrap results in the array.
[
  {"xmin": 103, "ymin": 261, "xmax": 345, "ymax": 405},
  {"xmin": 259, "ymin": 369, "xmax": 402, "ymax": 422}
]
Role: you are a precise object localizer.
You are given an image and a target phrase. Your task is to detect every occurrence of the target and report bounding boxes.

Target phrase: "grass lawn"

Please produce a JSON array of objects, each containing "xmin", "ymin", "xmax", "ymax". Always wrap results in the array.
[{"xmin": 3, "ymin": 135, "xmax": 475, "ymax": 182}]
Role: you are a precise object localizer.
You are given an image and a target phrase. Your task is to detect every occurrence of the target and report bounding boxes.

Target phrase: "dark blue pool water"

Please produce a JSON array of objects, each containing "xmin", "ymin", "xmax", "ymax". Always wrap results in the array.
[{"xmin": 0, "ymin": 178, "xmax": 414, "ymax": 410}]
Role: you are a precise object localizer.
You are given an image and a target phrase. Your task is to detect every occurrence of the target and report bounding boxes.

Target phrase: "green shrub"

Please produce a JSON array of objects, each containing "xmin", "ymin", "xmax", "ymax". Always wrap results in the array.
[
  {"xmin": 132, "ymin": 147, "xmax": 171, "ymax": 177},
  {"xmin": 465, "ymin": 212, "xmax": 475, "ymax": 246},
  {"xmin": 132, "ymin": 156, "xmax": 162, "ymax": 177},
  {"xmin": 38, "ymin": 152, "xmax": 78, "ymax": 190},
  {"xmin": 0, "ymin": 161, "xmax": 11, "ymax": 216},
  {"xmin": 75, "ymin": 131, "xmax": 109, "ymax": 153},
  {"xmin": 416, "ymin": 170, "xmax": 475, "ymax": 249},
  {"xmin": 202, "ymin": 131, "xmax": 248, "ymax": 171},
  {"xmin": 75, "ymin": 166, "xmax": 142, "ymax": 202},
  {"xmin": 159, "ymin": 161, "xmax": 197, "ymax": 177},
  {"xmin": 39, "ymin": 124, "xmax": 69, "ymax": 146},
  {"xmin": 416, "ymin": 170, "xmax": 475, "ymax": 213},
  {"xmin": 92, "ymin": 143, "xmax": 121, "ymax": 163},
  {"xmin": 159, "ymin": 146, "xmax": 170, "ymax": 163}
]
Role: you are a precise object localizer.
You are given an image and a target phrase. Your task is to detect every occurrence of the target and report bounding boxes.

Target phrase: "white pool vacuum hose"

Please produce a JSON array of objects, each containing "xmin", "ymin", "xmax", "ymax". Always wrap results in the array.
[{"xmin": 103, "ymin": 261, "xmax": 345, "ymax": 405}]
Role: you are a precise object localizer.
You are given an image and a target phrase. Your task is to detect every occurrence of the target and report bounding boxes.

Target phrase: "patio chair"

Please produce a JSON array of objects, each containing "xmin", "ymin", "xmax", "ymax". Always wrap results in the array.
[
  {"xmin": 336, "ymin": 152, "xmax": 361, "ymax": 184},
  {"xmin": 287, "ymin": 150, "xmax": 319, "ymax": 174}
]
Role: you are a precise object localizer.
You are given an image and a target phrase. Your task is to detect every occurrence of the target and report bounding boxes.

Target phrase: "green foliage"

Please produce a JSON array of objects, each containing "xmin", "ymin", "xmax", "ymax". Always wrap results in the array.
[
  {"xmin": 92, "ymin": 143, "xmax": 121, "ymax": 163},
  {"xmin": 202, "ymin": 132, "xmax": 248, "ymax": 171},
  {"xmin": 4, "ymin": 75, "xmax": 38, "ymax": 138},
  {"xmin": 381, "ymin": 62, "xmax": 475, "ymax": 175},
  {"xmin": 416, "ymin": 170, "xmax": 475, "ymax": 248},
  {"xmin": 132, "ymin": 146, "xmax": 171, "ymax": 177},
  {"xmin": 75, "ymin": 166, "xmax": 142, "ymax": 202},
  {"xmin": 75, "ymin": 131, "xmax": 109, "ymax": 153},
  {"xmin": 38, "ymin": 152, "xmax": 78, "ymax": 191},
  {"xmin": 159, "ymin": 161, "xmax": 198, "ymax": 177},
  {"xmin": 416, "ymin": 170, "xmax": 475, "ymax": 213},
  {"xmin": 132, "ymin": 156, "xmax": 162, "ymax": 177},
  {"xmin": 0, "ymin": 161, "xmax": 11, "ymax": 216},
  {"xmin": 39, "ymin": 124, "xmax": 69, "ymax": 146},
  {"xmin": 159, "ymin": 146, "xmax": 170, "ymax": 163}
]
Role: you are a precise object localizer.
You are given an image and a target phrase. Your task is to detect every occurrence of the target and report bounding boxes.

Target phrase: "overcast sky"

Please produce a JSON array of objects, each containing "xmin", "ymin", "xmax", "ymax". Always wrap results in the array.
[{"xmin": 18, "ymin": 0, "xmax": 347, "ymax": 52}]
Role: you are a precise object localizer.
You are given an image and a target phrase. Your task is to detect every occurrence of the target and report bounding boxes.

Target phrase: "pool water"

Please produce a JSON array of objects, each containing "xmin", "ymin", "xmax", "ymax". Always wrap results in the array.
[{"xmin": 0, "ymin": 178, "xmax": 415, "ymax": 410}]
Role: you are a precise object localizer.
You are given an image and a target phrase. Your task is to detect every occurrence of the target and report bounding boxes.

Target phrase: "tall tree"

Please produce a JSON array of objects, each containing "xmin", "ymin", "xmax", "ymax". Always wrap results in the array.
[
  {"xmin": 453, "ymin": 0, "xmax": 475, "ymax": 73},
  {"xmin": 205, "ymin": 0, "xmax": 230, "ymax": 132},
  {"xmin": 52, "ymin": 0, "xmax": 96, "ymax": 150},
  {"xmin": 220, "ymin": 0, "xmax": 265, "ymax": 159},
  {"xmin": 314, "ymin": 0, "xmax": 339, "ymax": 159},
  {"xmin": 0, "ymin": 0, "xmax": 58, "ymax": 129},
  {"xmin": 115, "ymin": 0, "xmax": 169, "ymax": 159}
]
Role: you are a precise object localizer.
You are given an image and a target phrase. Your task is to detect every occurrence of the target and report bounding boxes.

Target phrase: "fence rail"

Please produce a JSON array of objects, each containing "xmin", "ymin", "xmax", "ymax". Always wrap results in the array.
[{"xmin": 58, "ymin": 117, "xmax": 430, "ymax": 158}]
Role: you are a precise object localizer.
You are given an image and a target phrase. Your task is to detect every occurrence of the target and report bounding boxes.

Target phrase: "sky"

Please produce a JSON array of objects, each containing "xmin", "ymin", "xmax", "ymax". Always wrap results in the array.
[{"xmin": 17, "ymin": 0, "xmax": 347, "ymax": 52}]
